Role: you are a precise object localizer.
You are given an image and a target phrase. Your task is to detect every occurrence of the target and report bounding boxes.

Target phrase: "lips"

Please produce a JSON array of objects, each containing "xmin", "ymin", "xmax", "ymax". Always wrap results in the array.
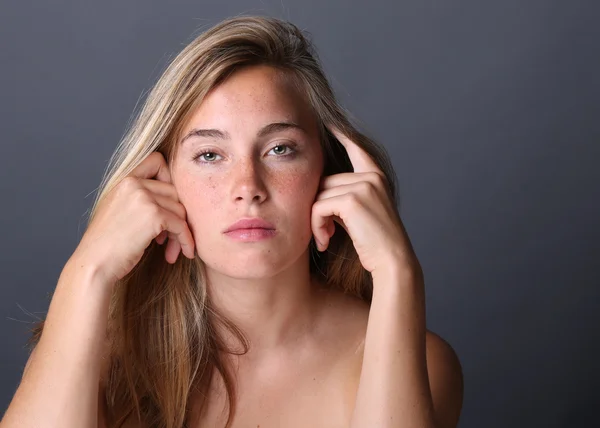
[{"xmin": 223, "ymin": 218, "xmax": 276, "ymax": 233}]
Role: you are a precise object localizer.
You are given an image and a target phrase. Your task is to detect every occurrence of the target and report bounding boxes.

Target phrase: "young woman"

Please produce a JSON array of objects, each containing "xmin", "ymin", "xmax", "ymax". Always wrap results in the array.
[{"xmin": 2, "ymin": 15, "xmax": 463, "ymax": 428}]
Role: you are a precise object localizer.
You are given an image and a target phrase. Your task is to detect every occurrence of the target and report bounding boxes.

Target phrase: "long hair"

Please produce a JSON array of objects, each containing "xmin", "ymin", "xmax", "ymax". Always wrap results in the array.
[{"xmin": 29, "ymin": 15, "xmax": 399, "ymax": 428}]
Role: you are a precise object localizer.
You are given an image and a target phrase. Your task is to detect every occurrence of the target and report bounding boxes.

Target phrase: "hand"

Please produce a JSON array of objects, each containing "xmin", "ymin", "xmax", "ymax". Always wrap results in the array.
[
  {"xmin": 311, "ymin": 126, "xmax": 421, "ymax": 279},
  {"xmin": 73, "ymin": 152, "xmax": 195, "ymax": 283}
]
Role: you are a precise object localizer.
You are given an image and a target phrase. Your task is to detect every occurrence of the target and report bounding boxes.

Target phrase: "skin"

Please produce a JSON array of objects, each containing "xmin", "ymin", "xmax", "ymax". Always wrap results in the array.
[
  {"xmin": 3, "ymin": 66, "xmax": 460, "ymax": 428},
  {"xmin": 171, "ymin": 64, "xmax": 328, "ymax": 356},
  {"xmin": 169, "ymin": 65, "xmax": 373, "ymax": 426},
  {"xmin": 157, "ymin": 64, "xmax": 463, "ymax": 427}
]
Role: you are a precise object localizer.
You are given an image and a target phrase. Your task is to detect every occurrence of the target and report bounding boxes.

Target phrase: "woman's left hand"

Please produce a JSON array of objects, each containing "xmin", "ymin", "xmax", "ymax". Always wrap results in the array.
[{"xmin": 311, "ymin": 125, "xmax": 422, "ymax": 279}]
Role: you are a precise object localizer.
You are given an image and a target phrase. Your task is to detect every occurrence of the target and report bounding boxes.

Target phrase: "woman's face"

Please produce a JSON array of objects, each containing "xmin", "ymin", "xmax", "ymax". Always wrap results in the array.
[{"xmin": 171, "ymin": 64, "xmax": 324, "ymax": 278}]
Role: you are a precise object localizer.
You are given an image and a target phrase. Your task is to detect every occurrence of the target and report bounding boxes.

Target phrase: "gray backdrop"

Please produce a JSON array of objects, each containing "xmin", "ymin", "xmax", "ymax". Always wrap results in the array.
[{"xmin": 1, "ymin": 1, "xmax": 598, "ymax": 427}]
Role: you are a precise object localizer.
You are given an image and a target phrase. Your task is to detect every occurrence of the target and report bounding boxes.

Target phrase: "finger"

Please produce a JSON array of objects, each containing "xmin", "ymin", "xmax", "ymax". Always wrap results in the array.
[
  {"xmin": 152, "ymin": 195, "xmax": 190, "ymax": 259},
  {"xmin": 152, "ymin": 194, "xmax": 187, "ymax": 220},
  {"xmin": 319, "ymin": 171, "xmax": 386, "ymax": 193},
  {"xmin": 129, "ymin": 151, "xmax": 172, "ymax": 183},
  {"xmin": 139, "ymin": 178, "xmax": 179, "ymax": 200},
  {"xmin": 312, "ymin": 218, "xmax": 336, "ymax": 252},
  {"xmin": 155, "ymin": 208, "xmax": 195, "ymax": 259},
  {"xmin": 156, "ymin": 230, "xmax": 167, "ymax": 245},
  {"xmin": 326, "ymin": 125, "xmax": 383, "ymax": 175},
  {"xmin": 153, "ymin": 193, "xmax": 186, "ymax": 248},
  {"xmin": 164, "ymin": 232, "xmax": 182, "ymax": 264},
  {"xmin": 311, "ymin": 196, "xmax": 350, "ymax": 251},
  {"xmin": 316, "ymin": 179, "xmax": 384, "ymax": 207}
]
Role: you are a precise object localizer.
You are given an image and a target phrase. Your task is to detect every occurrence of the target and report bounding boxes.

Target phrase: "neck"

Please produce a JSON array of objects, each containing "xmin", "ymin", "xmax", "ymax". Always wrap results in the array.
[{"xmin": 204, "ymin": 250, "xmax": 327, "ymax": 358}]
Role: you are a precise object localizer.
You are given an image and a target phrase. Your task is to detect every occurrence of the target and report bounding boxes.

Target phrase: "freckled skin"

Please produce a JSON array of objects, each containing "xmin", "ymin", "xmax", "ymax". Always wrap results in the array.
[{"xmin": 170, "ymin": 64, "xmax": 324, "ymax": 279}]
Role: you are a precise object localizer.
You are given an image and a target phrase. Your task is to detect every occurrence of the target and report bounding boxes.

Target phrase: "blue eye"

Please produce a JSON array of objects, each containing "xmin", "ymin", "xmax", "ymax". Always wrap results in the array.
[
  {"xmin": 192, "ymin": 143, "xmax": 297, "ymax": 164},
  {"xmin": 193, "ymin": 150, "xmax": 220, "ymax": 163},
  {"xmin": 268, "ymin": 144, "xmax": 297, "ymax": 156}
]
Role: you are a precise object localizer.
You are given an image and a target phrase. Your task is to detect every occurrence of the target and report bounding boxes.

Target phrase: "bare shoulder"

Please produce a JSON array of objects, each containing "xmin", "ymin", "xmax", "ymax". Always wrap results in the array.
[
  {"xmin": 425, "ymin": 330, "xmax": 464, "ymax": 428},
  {"xmin": 322, "ymin": 290, "xmax": 463, "ymax": 427}
]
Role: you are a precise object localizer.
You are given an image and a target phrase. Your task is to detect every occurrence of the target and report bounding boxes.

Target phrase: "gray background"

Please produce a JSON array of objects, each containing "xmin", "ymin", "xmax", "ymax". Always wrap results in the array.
[{"xmin": 1, "ymin": 1, "xmax": 599, "ymax": 427}]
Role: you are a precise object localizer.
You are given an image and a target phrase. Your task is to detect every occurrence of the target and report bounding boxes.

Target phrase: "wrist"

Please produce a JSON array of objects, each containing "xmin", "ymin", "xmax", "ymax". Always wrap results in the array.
[
  {"xmin": 372, "ymin": 256, "xmax": 424, "ymax": 289},
  {"xmin": 64, "ymin": 251, "xmax": 117, "ymax": 294}
]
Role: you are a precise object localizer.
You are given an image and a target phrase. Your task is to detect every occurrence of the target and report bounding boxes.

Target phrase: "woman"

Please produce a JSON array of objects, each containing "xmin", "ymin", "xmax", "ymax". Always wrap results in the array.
[{"xmin": 2, "ymin": 15, "xmax": 463, "ymax": 428}]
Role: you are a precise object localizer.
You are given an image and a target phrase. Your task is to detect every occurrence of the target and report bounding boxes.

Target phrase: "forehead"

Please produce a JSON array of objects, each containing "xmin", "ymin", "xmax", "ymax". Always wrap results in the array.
[{"xmin": 182, "ymin": 65, "xmax": 316, "ymax": 133}]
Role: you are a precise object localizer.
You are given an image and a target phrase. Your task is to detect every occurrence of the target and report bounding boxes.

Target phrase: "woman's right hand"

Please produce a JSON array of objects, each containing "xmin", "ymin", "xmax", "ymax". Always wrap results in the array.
[{"xmin": 72, "ymin": 151, "xmax": 195, "ymax": 283}]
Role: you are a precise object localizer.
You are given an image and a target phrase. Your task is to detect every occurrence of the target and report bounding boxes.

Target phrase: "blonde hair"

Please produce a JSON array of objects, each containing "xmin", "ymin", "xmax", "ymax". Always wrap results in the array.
[{"xmin": 30, "ymin": 15, "xmax": 399, "ymax": 427}]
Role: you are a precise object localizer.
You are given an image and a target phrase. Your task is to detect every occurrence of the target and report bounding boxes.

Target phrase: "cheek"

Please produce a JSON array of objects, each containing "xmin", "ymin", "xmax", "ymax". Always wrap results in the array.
[
  {"xmin": 273, "ymin": 167, "xmax": 321, "ymax": 228},
  {"xmin": 278, "ymin": 163, "xmax": 318, "ymax": 194},
  {"xmin": 175, "ymin": 175, "xmax": 221, "ymax": 235},
  {"xmin": 175, "ymin": 163, "xmax": 321, "ymax": 242}
]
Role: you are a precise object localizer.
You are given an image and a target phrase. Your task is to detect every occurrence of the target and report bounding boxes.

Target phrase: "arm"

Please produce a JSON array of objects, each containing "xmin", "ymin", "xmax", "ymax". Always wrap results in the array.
[
  {"xmin": 350, "ymin": 267, "xmax": 463, "ymax": 428},
  {"xmin": 313, "ymin": 126, "xmax": 463, "ymax": 427},
  {"xmin": 1, "ymin": 255, "xmax": 114, "ymax": 428}
]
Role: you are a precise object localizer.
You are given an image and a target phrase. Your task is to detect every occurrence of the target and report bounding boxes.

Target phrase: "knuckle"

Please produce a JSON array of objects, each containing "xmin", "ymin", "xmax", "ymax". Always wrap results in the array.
[
  {"xmin": 311, "ymin": 198, "xmax": 323, "ymax": 211},
  {"xmin": 362, "ymin": 172, "xmax": 380, "ymax": 189},
  {"xmin": 152, "ymin": 213, "xmax": 169, "ymax": 235},
  {"xmin": 371, "ymin": 171, "xmax": 386, "ymax": 186},
  {"xmin": 174, "ymin": 203, "xmax": 187, "ymax": 219},
  {"xmin": 164, "ymin": 184, "xmax": 179, "ymax": 200},
  {"xmin": 144, "ymin": 201, "xmax": 162, "ymax": 222},
  {"xmin": 178, "ymin": 200, "xmax": 188, "ymax": 214},
  {"xmin": 132, "ymin": 187, "xmax": 152, "ymax": 205},
  {"xmin": 359, "ymin": 180, "xmax": 375, "ymax": 195},
  {"xmin": 345, "ymin": 192, "xmax": 361, "ymax": 207},
  {"xmin": 153, "ymin": 151, "xmax": 168, "ymax": 167},
  {"xmin": 148, "ymin": 151, "xmax": 163, "ymax": 162},
  {"xmin": 120, "ymin": 176, "xmax": 138, "ymax": 190}
]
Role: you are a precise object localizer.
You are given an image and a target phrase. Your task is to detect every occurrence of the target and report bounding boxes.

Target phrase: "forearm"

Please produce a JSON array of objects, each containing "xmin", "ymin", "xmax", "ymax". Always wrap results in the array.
[
  {"xmin": 1, "ymin": 255, "xmax": 114, "ymax": 428},
  {"xmin": 350, "ymin": 266, "xmax": 436, "ymax": 428}
]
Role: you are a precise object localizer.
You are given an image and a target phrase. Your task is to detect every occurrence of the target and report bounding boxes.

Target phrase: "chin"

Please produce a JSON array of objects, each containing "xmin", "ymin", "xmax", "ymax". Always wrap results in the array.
[
  {"xmin": 207, "ymin": 262, "xmax": 287, "ymax": 280},
  {"xmin": 199, "ymin": 250, "xmax": 289, "ymax": 278}
]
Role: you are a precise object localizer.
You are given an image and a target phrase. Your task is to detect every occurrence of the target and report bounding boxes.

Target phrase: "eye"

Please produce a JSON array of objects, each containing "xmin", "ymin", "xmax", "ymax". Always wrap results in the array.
[
  {"xmin": 268, "ymin": 143, "xmax": 297, "ymax": 157},
  {"xmin": 192, "ymin": 143, "xmax": 297, "ymax": 164},
  {"xmin": 193, "ymin": 149, "xmax": 221, "ymax": 163}
]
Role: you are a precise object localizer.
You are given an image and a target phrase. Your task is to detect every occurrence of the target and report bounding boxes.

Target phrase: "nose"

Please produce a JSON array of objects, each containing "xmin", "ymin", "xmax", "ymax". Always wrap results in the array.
[{"xmin": 230, "ymin": 157, "xmax": 268, "ymax": 205}]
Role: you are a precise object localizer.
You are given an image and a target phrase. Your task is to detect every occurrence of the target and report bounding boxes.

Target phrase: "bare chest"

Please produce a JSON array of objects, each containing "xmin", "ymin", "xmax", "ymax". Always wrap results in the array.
[
  {"xmin": 188, "ymin": 295, "xmax": 370, "ymax": 427},
  {"xmin": 189, "ymin": 354, "xmax": 362, "ymax": 428}
]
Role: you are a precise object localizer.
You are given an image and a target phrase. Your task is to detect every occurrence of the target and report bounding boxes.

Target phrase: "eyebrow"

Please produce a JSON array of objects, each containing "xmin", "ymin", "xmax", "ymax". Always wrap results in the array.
[{"xmin": 180, "ymin": 121, "xmax": 306, "ymax": 144}]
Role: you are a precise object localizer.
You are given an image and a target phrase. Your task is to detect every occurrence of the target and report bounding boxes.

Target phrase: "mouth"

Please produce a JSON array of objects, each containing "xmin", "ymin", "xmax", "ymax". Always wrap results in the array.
[
  {"xmin": 224, "ymin": 217, "xmax": 276, "ymax": 233},
  {"xmin": 223, "ymin": 227, "xmax": 277, "ymax": 242}
]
